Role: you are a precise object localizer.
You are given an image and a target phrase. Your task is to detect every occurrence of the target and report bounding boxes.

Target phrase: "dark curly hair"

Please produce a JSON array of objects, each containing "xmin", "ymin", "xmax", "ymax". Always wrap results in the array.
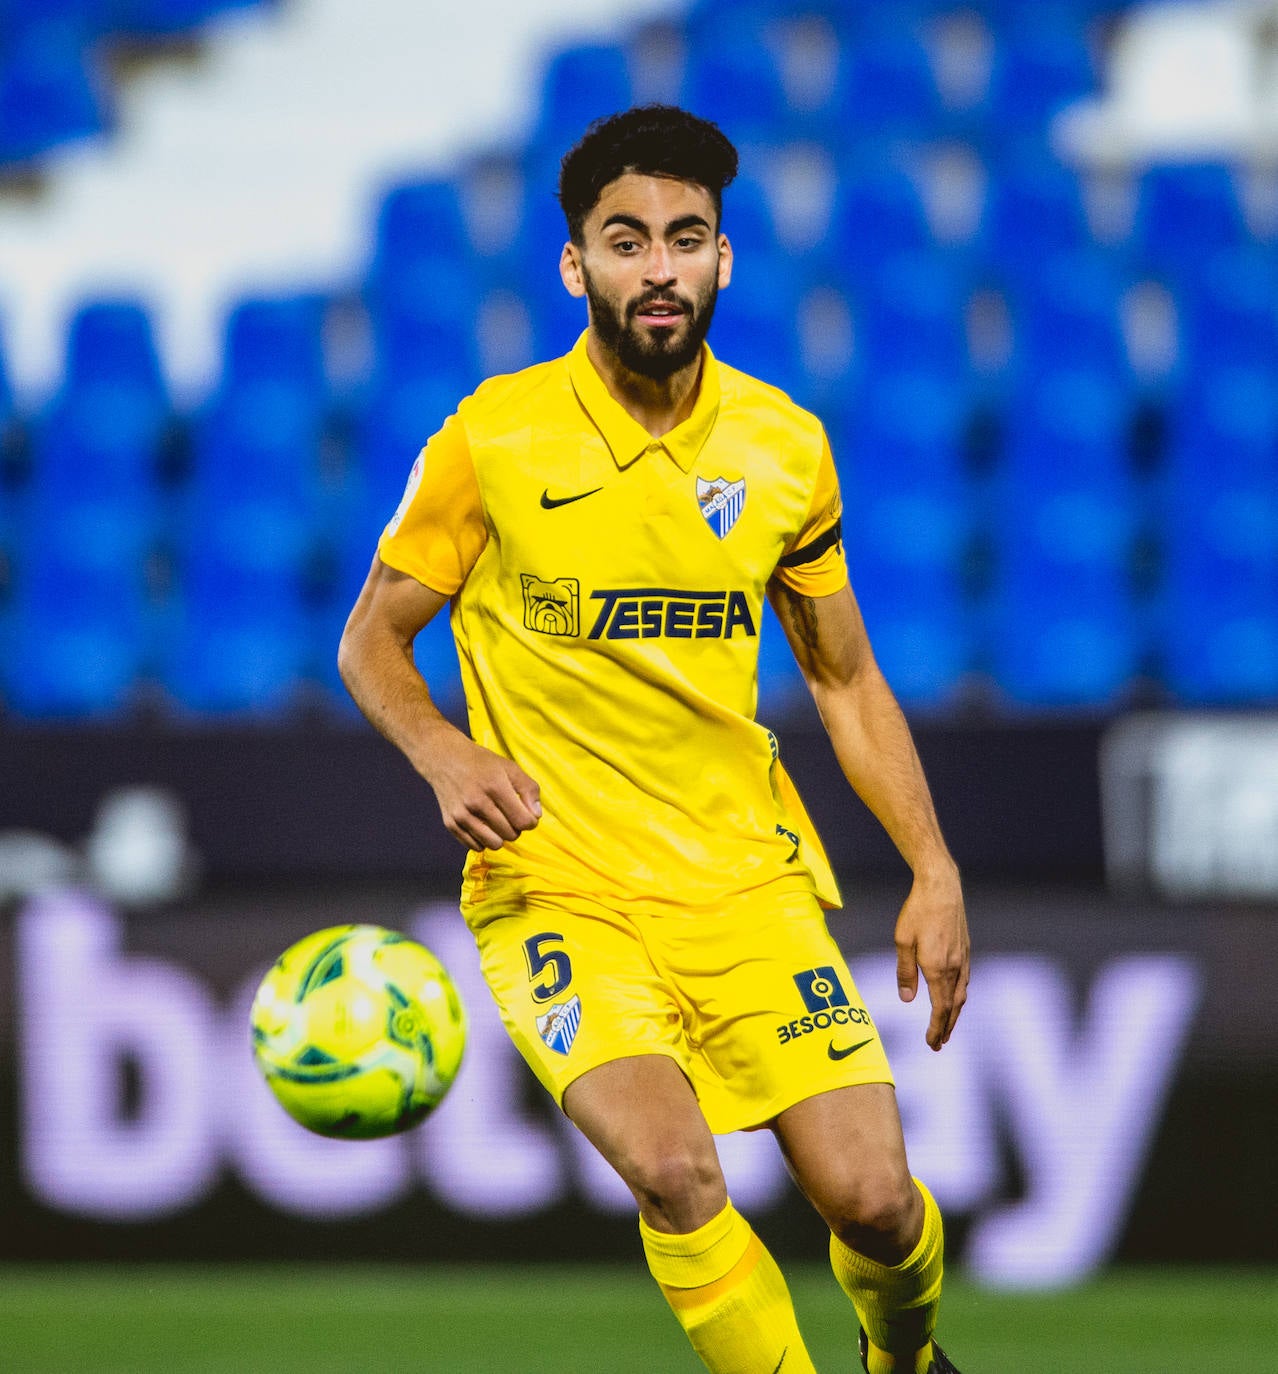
[{"xmin": 558, "ymin": 105, "xmax": 739, "ymax": 244}]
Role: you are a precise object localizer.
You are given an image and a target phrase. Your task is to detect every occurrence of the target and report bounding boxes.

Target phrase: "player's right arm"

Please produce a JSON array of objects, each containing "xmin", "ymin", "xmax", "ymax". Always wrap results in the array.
[
  {"xmin": 337, "ymin": 409, "xmax": 541, "ymax": 852},
  {"xmin": 338, "ymin": 558, "xmax": 540, "ymax": 851}
]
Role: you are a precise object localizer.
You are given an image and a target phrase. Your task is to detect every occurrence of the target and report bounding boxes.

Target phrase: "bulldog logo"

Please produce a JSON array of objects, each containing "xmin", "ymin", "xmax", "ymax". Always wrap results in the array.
[{"xmin": 521, "ymin": 574, "xmax": 580, "ymax": 637}]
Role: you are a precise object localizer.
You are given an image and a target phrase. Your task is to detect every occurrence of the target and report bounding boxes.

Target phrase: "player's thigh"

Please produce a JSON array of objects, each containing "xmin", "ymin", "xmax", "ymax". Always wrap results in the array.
[
  {"xmin": 469, "ymin": 897, "xmax": 691, "ymax": 1109},
  {"xmin": 771, "ymin": 1081, "xmax": 915, "ymax": 1235},
  {"xmin": 563, "ymin": 1054, "xmax": 728, "ymax": 1229},
  {"xmin": 667, "ymin": 884, "xmax": 894, "ymax": 1134}
]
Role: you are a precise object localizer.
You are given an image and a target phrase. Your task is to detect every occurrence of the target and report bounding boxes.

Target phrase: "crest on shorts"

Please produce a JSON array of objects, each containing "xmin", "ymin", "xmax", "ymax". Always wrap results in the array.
[
  {"xmin": 696, "ymin": 475, "xmax": 746, "ymax": 539},
  {"xmin": 536, "ymin": 995, "xmax": 582, "ymax": 1056}
]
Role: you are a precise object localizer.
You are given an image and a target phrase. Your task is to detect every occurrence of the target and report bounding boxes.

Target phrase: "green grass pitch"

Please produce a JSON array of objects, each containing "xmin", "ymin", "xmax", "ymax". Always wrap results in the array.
[{"xmin": 1, "ymin": 1264, "xmax": 1273, "ymax": 1372}]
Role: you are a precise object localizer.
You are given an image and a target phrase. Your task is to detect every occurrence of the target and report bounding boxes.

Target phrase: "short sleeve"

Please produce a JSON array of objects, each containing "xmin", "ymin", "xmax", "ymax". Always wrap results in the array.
[
  {"xmin": 772, "ymin": 431, "xmax": 847, "ymax": 597},
  {"xmin": 377, "ymin": 411, "xmax": 488, "ymax": 595}
]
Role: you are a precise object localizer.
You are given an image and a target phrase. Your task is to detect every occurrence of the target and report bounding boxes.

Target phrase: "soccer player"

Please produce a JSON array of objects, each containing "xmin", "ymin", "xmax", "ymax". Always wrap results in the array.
[{"xmin": 339, "ymin": 105, "xmax": 969, "ymax": 1374}]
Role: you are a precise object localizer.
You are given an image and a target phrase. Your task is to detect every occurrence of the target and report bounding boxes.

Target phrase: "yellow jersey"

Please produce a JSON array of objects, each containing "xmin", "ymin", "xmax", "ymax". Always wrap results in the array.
[{"xmin": 378, "ymin": 332, "xmax": 847, "ymax": 913}]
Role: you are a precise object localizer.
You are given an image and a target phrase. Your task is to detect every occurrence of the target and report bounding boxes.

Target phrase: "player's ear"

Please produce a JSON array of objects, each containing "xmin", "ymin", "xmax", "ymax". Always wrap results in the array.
[
  {"xmin": 717, "ymin": 233, "xmax": 733, "ymax": 290},
  {"xmin": 560, "ymin": 241, "xmax": 587, "ymax": 298}
]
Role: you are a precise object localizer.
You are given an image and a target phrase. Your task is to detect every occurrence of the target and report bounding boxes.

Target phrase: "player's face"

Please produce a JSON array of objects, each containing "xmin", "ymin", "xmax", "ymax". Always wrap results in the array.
[{"xmin": 562, "ymin": 172, "xmax": 733, "ymax": 381}]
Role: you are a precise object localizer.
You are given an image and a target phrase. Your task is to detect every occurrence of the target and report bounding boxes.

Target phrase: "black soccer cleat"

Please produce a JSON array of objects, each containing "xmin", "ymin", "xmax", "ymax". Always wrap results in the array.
[
  {"xmin": 858, "ymin": 1328, "xmax": 962, "ymax": 1373},
  {"xmin": 927, "ymin": 1340, "xmax": 962, "ymax": 1373}
]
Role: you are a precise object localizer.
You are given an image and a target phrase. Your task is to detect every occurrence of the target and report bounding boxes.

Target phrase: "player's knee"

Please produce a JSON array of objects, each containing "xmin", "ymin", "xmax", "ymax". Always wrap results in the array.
[
  {"xmin": 829, "ymin": 1172, "xmax": 920, "ymax": 1263},
  {"xmin": 624, "ymin": 1145, "xmax": 724, "ymax": 1228}
]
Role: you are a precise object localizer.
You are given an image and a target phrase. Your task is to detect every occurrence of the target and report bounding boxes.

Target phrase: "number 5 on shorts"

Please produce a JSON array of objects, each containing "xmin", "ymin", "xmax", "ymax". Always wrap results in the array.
[{"xmin": 523, "ymin": 932, "xmax": 572, "ymax": 1002}]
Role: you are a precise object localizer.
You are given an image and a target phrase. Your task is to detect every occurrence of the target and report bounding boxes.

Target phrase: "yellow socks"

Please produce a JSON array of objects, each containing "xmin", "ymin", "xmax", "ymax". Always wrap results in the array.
[
  {"xmin": 829, "ymin": 1178, "xmax": 944, "ymax": 1374},
  {"xmin": 640, "ymin": 1200, "xmax": 816, "ymax": 1373}
]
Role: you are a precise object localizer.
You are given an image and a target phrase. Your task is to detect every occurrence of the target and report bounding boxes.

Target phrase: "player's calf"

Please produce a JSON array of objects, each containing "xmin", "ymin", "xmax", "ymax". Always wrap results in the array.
[{"xmin": 832, "ymin": 1178, "xmax": 947, "ymax": 1374}]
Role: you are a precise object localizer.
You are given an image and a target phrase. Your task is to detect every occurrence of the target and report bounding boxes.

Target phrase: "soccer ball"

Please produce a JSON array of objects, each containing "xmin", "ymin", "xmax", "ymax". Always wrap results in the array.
[{"xmin": 250, "ymin": 924, "xmax": 466, "ymax": 1139}]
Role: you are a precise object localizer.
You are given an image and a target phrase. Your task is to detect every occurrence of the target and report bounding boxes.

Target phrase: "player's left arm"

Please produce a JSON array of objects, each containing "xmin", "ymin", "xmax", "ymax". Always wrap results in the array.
[{"xmin": 768, "ymin": 578, "xmax": 970, "ymax": 1050}]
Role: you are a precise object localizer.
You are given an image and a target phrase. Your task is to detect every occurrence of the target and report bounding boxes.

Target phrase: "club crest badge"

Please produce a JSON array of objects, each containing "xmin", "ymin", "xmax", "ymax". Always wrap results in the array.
[
  {"xmin": 697, "ymin": 475, "xmax": 746, "ymax": 539},
  {"xmin": 536, "ymin": 995, "xmax": 582, "ymax": 1056}
]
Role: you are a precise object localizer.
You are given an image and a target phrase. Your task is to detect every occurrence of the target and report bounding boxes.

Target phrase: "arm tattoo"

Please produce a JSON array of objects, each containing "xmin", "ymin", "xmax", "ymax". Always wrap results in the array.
[{"xmin": 777, "ymin": 585, "xmax": 821, "ymax": 652}]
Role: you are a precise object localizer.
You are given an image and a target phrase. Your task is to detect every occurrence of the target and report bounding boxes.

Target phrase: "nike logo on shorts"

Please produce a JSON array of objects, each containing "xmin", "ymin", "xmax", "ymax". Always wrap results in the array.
[
  {"xmin": 828, "ymin": 1037, "xmax": 873, "ymax": 1061},
  {"xmin": 540, "ymin": 487, "xmax": 602, "ymax": 509}
]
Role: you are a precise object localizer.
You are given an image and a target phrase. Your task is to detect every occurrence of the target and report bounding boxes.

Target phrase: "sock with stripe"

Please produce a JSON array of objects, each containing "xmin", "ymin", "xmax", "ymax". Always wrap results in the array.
[
  {"xmin": 640, "ymin": 1200, "xmax": 816, "ymax": 1374},
  {"xmin": 829, "ymin": 1177, "xmax": 944, "ymax": 1374}
]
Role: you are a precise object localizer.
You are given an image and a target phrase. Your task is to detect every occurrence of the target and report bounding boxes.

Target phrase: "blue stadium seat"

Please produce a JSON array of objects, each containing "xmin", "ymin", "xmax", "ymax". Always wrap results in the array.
[
  {"xmin": 221, "ymin": 294, "xmax": 327, "ymax": 392},
  {"xmin": 0, "ymin": 17, "xmax": 107, "ymax": 164},
  {"xmin": 981, "ymin": 0, "xmax": 1118, "ymax": 31},
  {"xmin": 370, "ymin": 179, "xmax": 472, "ymax": 282},
  {"xmin": 1175, "ymin": 246, "xmax": 1278, "ymax": 371},
  {"xmin": 65, "ymin": 296, "xmax": 167, "ymax": 393},
  {"xmin": 188, "ymin": 294, "xmax": 329, "ymax": 524},
  {"xmin": 679, "ymin": 38, "xmax": 792, "ymax": 145},
  {"xmin": 850, "ymin": 536, "xmax": 970, "ymax": 710},
  {"xmin": 839, "ymin": 370, "xmax": 972, "ymax": 709},
  {"xmin": 165, "ymin": 501, "xmax": 310, "ymax": 714},
  {"xmin": 31, "ymin": 298, "xmax": 170, "ymax": 505},
  {"xmin": 1162, "ymin": 496, "xmax": 1278, "ymax": 703},
  {"xmin": 976, "ymin": 159, "xmax": 1094, "ymax": 282},
  {"xmin": 981, "ymin": 23, "xmax": 1096, "ymax": 146},
  {"xmin": 722, "ymin": 174, "xmax": 783, "ymax": 260},
  {"xmin": 192, "ymin": 379, "xmax": 324, "ymax": 514},
  {"xmin": 1004, "ymin": 365, "xmax": 1131, "ymax": 484},
  {"xmin": 992, "ymin": 475, "xmax": 1138, "ymax": 707},
  {"xmin": 164, "ymin": 612, "xmax": 310, "ymax": 715},
  {"xmin": 367, "ymin": 278, "xmax": 479, "ymax": 391},
  {"xmin": 1161, "ymin": 364, "xmax": 1278, "ymax": 698},
  {"xmin": 684, "ymin": 0, "xmax": 797, "ymax": 39},
  {"xmin": 365, "ymin": 180, "xmax": 486, "ymax": 380},
  {"xmin": 1006, "ymin": 249, "xmax": 1129, "ymax": 380},
  {"xmin": 992, "ymin": 583, "xmax": 1136, "ymax": 706},
  {"xmin": 315, "ymin": 484, "xmax": 466, "ymax": 714},
  {"xmin": 993, "ymin": 365, "xmax": 1137, "ymax": 705},
  {"xmin": 1169, "ymin": 364, "xmax": 1278, "ymax": 486},
  {"xmin": 710, "ymin": 252, "xmax": 804, "ymax": 397},
  {"xmin": 353, "ymin": 371, "xmax": 467, "ymax": 522},
  {"xmin": 821, "ymin": 163, "xmax": 936, "ymax": 276},
  {"xmin": 792, "ymin": 281, "xmax": 858, "ymax": 422},
  {"xmin": 462, "ymin": 169, "xmax": 581, "ymax": 353},
  {"xmin": 532, "ymin": 42, "xmax": 633, "ymax": 153},
  {"xmin": 3, "ymin": 504, "xmax": 150, "ymax": 717},
  {"xmin": 835, "ymin": 32, "xmax": 945, "ymax": 138},
  {"xmin": 845, "ymin": 369, "xmax": 969, "ymax": 485},
  {"xmin": 183, "ymin": 343, "xmax": 327, "ymax": 728},
  {"xmin": 0, "ymin": 0, "xmax": 102, "ymax": 34},
  {"xmin": 852, "ymin": 253, "xmax": 969, "ymax": 380},
  {"xmin": 1133, "ymin": 164, "xmax": 1251, "ymax": 280},
  {"xmin": 464, "ymin": 159, "xmax": 569, "ymax": 285}
]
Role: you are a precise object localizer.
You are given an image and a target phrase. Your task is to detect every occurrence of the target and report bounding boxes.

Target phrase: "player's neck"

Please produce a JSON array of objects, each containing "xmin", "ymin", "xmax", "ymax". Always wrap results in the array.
[{"xmin": 586, "ymin": 330, "xmax": 702, "ymax": 439}]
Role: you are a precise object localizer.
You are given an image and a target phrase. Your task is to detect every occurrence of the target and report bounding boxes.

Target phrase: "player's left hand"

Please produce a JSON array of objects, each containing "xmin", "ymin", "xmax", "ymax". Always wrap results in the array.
[{"xmin": 894, "ymin": 863, "xmax": 969, "ymax": 1051}]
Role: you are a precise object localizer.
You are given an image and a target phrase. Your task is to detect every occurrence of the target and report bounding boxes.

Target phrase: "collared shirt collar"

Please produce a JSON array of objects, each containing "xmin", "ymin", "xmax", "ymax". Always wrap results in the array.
[{"xmin": 567, "ymin": 330, "xmax": 721, "ymax": 473}]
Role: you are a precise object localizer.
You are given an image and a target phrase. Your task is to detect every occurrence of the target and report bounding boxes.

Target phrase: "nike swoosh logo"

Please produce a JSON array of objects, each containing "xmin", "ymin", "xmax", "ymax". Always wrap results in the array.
[
  {"xmin": 540, "ymin": 487, "xmax": 602, "ymax": 509},
  {"xmin": 828, "ymin": 1037, "xmax": 873, "ymax": 1061},
  {"xmin": 771, "ymin": 1350, "xmax": 788, "ymax": 1373}
]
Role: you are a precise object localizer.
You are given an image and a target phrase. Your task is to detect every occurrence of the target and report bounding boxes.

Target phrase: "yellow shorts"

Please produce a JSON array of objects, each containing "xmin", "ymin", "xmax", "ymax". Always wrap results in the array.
[{"xmin": 464, "ymin": 879, "xmax": 894, "ymax": 1135}]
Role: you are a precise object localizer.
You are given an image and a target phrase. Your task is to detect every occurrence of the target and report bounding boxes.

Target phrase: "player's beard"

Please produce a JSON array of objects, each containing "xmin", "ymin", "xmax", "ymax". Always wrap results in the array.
[{"xmin": 583, "ymin": 268, "xmax": 719, "ymax": 381}]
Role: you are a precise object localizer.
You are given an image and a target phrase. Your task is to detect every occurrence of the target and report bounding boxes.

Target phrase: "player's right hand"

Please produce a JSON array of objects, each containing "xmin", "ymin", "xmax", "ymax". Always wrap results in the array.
[{"xmin": 423, "ymin": 734, "xmax": 542, "ymax": 851}]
